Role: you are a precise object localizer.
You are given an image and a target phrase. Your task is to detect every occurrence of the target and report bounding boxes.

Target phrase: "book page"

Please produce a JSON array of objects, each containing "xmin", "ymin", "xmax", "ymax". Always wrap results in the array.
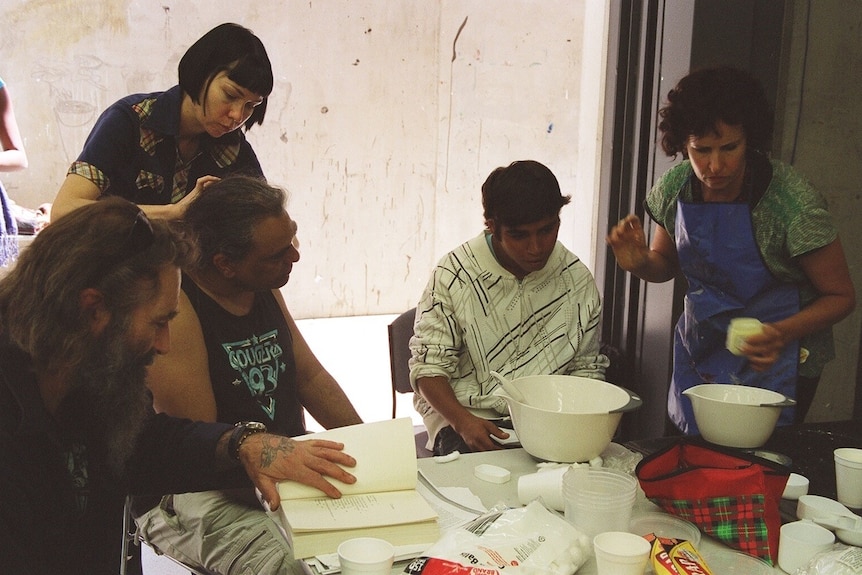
[
  {"xmin": 286, "ymin": 489, "xmax": 437, "ymax": 531},
  {"xmin": 278, "ymin": 418, "xmax": 419, "ymax": 500}
]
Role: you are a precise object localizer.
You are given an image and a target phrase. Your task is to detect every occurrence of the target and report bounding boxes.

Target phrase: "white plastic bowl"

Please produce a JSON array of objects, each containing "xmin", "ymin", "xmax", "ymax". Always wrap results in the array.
[
  {"xmin": 797, "ymin": 494, "xmax": 862, "ymax": 547},
  {"xmin": 495, "ymin": 375, "xmax": 641, "ymax": 463},
  {"xmin": 782, "ymin": 473, "xmax": 810, "ymax": 500},
  {"xmin": 683, "ymin": 384, "xmax": 795, "ymax": 448}
]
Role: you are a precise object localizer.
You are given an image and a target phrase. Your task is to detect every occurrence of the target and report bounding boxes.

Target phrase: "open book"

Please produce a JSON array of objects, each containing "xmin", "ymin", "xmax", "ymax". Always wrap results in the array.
[{"xmin": 276, "ymin": 418, "xmax": 440, "ymax": 559}]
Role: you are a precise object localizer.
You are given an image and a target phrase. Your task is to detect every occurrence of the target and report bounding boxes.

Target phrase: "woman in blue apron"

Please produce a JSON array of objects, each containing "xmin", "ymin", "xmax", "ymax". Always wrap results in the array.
[{"xmin": 607, "ymin": 66, "xmax": 855, "ymax": 433}]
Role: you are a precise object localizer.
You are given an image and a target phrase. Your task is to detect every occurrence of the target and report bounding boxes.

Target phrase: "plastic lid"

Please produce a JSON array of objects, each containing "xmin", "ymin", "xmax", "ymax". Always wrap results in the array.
[
  {"xmin": 474, "ymin": 463, "xmax": 511, "ymax": 484},
  {"xmin": 699, "ymin": 548, "xmax": 772, "ymax": 574},
  {"xmin": 629, "ymin": 512, "xmax": 701, "ymax": 546}
]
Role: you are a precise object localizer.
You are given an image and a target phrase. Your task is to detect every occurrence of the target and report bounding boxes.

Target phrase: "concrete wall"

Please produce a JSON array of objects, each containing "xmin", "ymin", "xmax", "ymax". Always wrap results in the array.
[
  {"xmin": 774, "ymin": 0, "xmax": 862, "ymax": 421},
  {"xmin": 2, "ymin": 1, "xmax": 856, "ymax": 422},
  {"xmin": 0, "ymin": 0, "xmax": 608, "ymax": 319}
]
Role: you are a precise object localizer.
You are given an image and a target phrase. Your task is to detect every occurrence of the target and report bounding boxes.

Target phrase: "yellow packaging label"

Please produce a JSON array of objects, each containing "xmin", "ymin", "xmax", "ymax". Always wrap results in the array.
[{"xmin": 646, "ymin": 534, "xmax": 714, "ymax": 575}]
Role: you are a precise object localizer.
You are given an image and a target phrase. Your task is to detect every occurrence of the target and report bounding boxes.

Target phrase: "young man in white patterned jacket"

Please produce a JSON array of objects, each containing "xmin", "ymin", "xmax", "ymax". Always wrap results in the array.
[{"xmin": 409, "ymin": 160, "xmax": 609, "ymax": 456}]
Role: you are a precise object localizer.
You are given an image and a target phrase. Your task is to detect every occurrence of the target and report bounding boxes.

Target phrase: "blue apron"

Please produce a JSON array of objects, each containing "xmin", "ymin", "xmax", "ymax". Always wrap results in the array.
[{"xmin": 668, "ymin": 197, "xmax": 800, "ymax": 434}]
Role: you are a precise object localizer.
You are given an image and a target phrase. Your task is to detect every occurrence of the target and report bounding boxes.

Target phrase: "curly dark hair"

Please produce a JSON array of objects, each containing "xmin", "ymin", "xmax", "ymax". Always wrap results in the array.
[
  {"xmin": 658, "ymin": 66, "xmax": 773, "ymax": 157},
  {"xmin": 181, "ymin": 175, "xmax": 287, "ymax": 272}
]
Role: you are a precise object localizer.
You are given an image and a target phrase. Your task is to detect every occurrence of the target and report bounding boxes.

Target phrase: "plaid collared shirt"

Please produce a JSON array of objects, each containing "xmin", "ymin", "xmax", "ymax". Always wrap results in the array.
[{"xmin": 68, "ymin": 85, "xmax": 263, "ymax": 205}]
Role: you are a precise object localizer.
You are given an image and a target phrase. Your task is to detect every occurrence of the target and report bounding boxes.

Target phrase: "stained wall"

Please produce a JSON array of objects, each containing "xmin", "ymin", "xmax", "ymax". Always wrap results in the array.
[
  {"xmin": 0, "ymin": 0, "xmax": 608, "ymax": 319},
  {"xmin": 775, "ymin": 0, "xmax": 862, "ymax": 421}
]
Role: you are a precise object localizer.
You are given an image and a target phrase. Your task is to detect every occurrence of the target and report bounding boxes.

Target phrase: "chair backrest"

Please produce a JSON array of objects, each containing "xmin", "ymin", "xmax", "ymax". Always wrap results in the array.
[{"xmin": 388, "ymin": 307, "xmax": 417, "ymax": 418}]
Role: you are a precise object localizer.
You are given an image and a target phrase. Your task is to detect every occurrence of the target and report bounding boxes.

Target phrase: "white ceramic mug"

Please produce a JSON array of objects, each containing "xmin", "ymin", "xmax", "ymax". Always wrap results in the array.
[{"xmin": 778, "ymin": 520, "xmax": 835, "ymax": 573}]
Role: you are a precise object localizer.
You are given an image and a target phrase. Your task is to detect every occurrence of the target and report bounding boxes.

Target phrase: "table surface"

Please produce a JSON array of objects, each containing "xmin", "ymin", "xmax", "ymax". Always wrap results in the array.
[
  {"xmin": 417, "ymin": 447, "xmax": 786, "ymax": 574},
  {"xmin": 303, "ymin": 420, "xmax": 861, "ymax": 575}
]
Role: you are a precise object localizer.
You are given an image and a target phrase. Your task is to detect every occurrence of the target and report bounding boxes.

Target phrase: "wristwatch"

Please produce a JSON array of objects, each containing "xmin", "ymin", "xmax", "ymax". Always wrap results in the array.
[{"xmin": 229, "ymin": 421, "xmax": 268, "ymax": 461}]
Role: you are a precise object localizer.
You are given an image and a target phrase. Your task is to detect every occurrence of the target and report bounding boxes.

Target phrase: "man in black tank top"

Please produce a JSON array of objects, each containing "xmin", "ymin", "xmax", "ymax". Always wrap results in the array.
[{"xmin": 137, "ymin": 176, "xmax": 363, "ymax": 575}]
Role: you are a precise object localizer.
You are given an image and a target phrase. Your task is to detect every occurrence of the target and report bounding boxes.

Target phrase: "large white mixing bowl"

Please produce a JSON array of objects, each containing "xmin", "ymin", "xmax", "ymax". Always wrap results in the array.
[{"xmin": 494, "ymin": 374, "xmax": 641, "ymax": 463}]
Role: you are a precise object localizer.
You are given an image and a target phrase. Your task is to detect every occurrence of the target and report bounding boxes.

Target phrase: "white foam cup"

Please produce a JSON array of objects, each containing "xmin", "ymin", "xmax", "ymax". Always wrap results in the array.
[
  {"xmin": 593, "ymin": 531, "xmax": 651, "ymax": 575},
  {"xmin": 337, "ymin": 537, "xmax": 395, "ymax": 575},
  {"xmin": 778, "ymin": 520, "xmax": 835, "ymax": 573},
  {"xmin": 835, "ymin": 448, "xmax": 862, "ymax": 509}
]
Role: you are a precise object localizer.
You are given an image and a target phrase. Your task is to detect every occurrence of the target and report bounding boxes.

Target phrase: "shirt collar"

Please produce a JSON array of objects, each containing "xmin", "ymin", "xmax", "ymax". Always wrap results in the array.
[{"xmin": 142, "ymin": 85, "xmax": 183, "ymax": 137}]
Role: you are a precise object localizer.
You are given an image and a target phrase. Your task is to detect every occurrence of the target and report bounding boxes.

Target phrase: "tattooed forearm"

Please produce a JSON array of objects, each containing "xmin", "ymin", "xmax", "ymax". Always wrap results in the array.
[{"xmin": 260, "ymin": 435, "xmax": 296, "ymax": 468}]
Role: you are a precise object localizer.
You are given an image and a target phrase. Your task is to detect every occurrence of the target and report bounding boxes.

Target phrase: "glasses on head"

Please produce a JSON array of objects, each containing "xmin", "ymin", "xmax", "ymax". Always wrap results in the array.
[
  {"xmin": 88, "ymin": 210, "xmax": 155, "ymax": 287},
  {"xmin": 121, "ymin": 210, "xmax": 155, "ymax": 256}
]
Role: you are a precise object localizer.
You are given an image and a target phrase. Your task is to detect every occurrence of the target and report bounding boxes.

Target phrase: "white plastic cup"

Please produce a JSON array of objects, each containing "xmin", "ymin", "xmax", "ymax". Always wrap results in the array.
[
  {"xmin": 337, "ymin": 537, "xmax": 395, "ymax": 575},
  {"xmin": 517, "ymin": 465, "xmax": 569, "ymax": 511},
  {"xmin": 726, "ymin": 317, "xmax": 763, "ymax": 355},
  {"xmin": 563, "ymin": 467, "xmax": 637, "ymax": 537},
  {"xmin": 834, "ymin": 448, "xmax": 862, "ymax": 509},
  {"xmin": 593, "ymin": 531, "xmax": 651, "ymax": 575},
  {"xmin": 778, "ymin": 520, "xmax": 835, "ymax": 573}
]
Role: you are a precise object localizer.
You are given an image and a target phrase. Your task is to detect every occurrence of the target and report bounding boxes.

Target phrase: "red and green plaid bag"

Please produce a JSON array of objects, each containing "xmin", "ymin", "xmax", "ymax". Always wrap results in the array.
[{"xmin": 635, "ymin": 439, "xmax": 789, "ymax": 565}]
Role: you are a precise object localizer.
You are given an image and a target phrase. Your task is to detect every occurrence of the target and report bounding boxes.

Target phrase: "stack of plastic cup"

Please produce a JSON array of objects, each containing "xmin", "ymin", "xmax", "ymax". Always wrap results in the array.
[{"xmin": 563, "ymin": 466, "xmax": 638, "ymax": 538}]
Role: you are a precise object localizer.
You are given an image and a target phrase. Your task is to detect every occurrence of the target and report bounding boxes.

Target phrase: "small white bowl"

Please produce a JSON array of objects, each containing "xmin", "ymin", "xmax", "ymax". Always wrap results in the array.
[
  {"xmin": 683, "ymin": 384, "xmax": 794, "ymax": 448},
  {"xmin": 782, "ymin": 473, "xmax": 809, "ymax": 500}
]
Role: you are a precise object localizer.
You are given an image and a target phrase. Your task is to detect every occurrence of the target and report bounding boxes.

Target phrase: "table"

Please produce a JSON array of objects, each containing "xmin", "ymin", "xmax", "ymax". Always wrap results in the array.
[
  {"xmin": 302, "ymin": 420, "xmax": 860, "ymax": 575},
  {"xmin": 417, "ymin": 447, "xmax": 785, "ymax": 574}
]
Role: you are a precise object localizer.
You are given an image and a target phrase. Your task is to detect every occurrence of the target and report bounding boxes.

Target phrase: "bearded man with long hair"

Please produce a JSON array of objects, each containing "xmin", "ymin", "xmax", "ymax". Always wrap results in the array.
[{"xmin": 0, "ymin": 198, "xmax": 357, "ymax": 574}]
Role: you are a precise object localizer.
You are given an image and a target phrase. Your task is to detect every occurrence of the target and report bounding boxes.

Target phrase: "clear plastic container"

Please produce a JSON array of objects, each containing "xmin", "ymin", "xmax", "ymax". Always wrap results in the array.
[{"xmin": 563, "ymin": 467, "xmax": 637, "ymax": 537}]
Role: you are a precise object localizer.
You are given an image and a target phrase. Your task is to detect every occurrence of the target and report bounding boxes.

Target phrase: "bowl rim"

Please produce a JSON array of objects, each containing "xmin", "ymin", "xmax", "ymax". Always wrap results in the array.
[
  {"xmin": 684, "ymin": 383, "xmax": 788, "ymax": 406},
  {"xmin": 505, "ymin": 375, "xmax": 639, "ymax": 415}
]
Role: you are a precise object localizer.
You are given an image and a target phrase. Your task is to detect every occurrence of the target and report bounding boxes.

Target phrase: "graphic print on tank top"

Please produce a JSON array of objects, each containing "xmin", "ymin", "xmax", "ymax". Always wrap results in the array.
[{"xmin": 220, "ymin": 329, "xmax": 285, "ymax": 420}]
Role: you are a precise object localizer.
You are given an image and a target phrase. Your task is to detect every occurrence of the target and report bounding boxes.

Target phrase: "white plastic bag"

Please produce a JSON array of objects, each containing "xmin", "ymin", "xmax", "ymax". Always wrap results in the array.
[
  {"xmin": 796, "ymin": 545, "xmax": 862, "ymax": 574},
  {"xmin": 401, "ymin": 501, "xmax": 591, "ymax": 575}
]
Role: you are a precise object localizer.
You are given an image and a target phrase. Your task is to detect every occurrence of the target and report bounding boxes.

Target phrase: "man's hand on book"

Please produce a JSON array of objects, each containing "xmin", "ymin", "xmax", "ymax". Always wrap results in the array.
[{"xmin": 238, "ymin": 434, "xmax": 357, "ymax": 511}]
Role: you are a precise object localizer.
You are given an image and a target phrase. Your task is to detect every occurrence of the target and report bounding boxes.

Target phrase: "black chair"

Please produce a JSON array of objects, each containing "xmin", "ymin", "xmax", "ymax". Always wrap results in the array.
[
  {"xmin": 388, "ymin": 308, "xmax": 417, "ymax": 418},
  {"xmin": 387, "ymin": 308, "xmax": 432, "ymax": 457}
]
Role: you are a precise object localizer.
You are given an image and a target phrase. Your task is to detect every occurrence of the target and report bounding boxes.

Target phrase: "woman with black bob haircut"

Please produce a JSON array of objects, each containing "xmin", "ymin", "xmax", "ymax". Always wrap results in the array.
[
  {"xmin": 607, "ymin": 66, "xmax": 854, "ymax": 432},
  {"xmin": 179, "ymin": 22, "xmax": 273, "ymax": 131},
  {"xmin": 52, "ymin": 23, "xmax": 274, "ymax": 221}
]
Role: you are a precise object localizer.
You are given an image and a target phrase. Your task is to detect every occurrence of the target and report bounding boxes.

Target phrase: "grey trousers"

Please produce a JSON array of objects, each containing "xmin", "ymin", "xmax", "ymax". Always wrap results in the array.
[{"xmin": 136, "ymin": 489, "xmax": 303, "ymax": 575}]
